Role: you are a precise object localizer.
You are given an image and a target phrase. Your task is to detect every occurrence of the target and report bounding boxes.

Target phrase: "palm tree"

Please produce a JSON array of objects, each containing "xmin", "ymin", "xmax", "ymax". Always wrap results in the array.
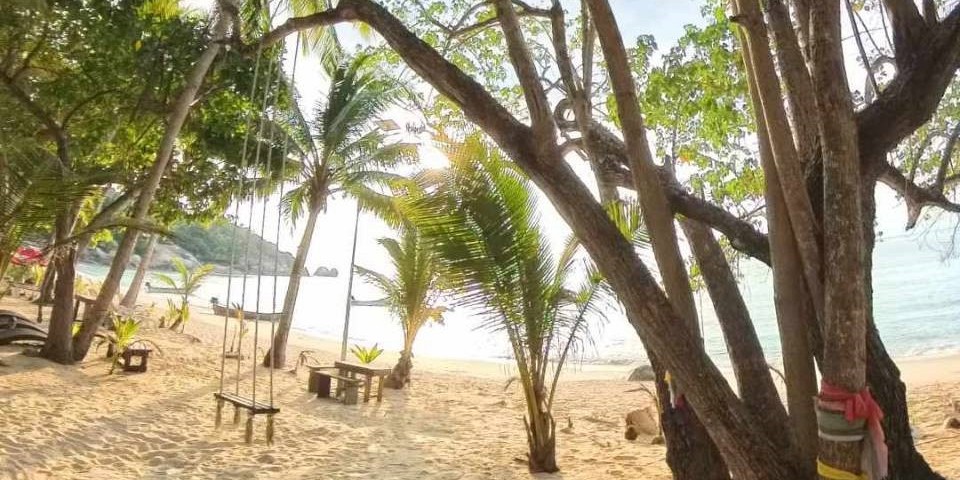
[
  {"xmin": 263, "ymin": 53, "xmax": 415, "ymax": 368},
  {"xmin": 354, "ymin": 228, "xmax": 446, "ymax": 388},
  {"xmin": 408, "ymin": 135, "xmax": 606, "ymax": 473},
  {"xmin": 154, "ymin": 257, "xmax": 214, "ymax": 332}
]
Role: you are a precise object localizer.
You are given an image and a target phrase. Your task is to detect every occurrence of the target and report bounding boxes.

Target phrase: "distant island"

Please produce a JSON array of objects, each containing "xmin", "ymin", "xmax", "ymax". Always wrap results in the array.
[{"xmin": 81, "ymin": 220, "xmax": 306, "ymax": 276}]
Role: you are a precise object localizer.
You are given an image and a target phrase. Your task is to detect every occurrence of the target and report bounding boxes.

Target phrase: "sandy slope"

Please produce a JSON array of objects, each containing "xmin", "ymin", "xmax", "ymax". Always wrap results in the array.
[{"xmin": 0, "ymin": 296, "xmax": 958, "ymax": 479}]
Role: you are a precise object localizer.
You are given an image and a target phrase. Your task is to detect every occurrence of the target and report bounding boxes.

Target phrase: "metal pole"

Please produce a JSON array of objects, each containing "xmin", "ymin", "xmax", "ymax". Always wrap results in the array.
[{"xmin": 340, "ymin": 201, "xmax": 361, "ymax": 360}]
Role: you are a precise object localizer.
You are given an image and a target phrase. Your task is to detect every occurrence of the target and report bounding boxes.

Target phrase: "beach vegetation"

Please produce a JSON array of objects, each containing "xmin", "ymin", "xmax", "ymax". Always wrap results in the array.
[
  {"xmin": 95, "ymin": 315, "xmax": 160, "ymax": 375},
  {"xmin": 409, "ymin": 135, "xmax": 608, "ymax": 473},
  {"xmin": 263, "ymin": 51, "xmax": 416, "ymax": 368},
  {"xmin": 350, "ymin": 343, "xmax": 384, "ymax": 364},
  {"xmin": 355, "ymin": 228, "xmax": 447, "ymax": 388},
  {"xmin": 154, "ymin": 258, "xmax": 214, "ymax": 332}
]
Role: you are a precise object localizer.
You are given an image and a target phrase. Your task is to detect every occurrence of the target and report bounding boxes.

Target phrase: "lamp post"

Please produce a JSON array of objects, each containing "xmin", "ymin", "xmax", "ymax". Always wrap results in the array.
[
  {"xmin": 339, "ymin": 118, "xmax": 401, "ymax": 361},
  {"xmin": 340, "ymin": 200, "xmax": 361, "ymax": 361}
]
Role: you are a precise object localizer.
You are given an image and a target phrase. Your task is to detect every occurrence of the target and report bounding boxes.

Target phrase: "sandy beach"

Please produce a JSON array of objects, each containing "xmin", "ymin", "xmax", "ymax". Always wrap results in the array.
[{"xmin": 1, "ymin": 294, "xmax": 958, "ymax": 479}]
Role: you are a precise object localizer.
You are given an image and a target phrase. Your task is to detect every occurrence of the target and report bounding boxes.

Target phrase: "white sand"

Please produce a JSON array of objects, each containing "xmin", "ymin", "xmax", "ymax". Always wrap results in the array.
[{"xmin": 0, "ymin": 295, "xmax": 958, "ymax": 479}]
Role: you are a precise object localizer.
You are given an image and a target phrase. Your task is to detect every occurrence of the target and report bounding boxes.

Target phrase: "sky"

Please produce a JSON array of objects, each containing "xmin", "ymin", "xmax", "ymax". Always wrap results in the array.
[{"xmin": 207, "ymin": 0, "xmax": 955, "ymax": 282}]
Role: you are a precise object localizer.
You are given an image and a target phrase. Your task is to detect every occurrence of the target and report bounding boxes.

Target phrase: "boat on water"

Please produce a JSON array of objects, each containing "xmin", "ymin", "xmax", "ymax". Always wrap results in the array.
[
  {"xmin": 145, "ymin": 282, "xmax": 187, "ymax": 295},
  {"xmin": 350, "ymin": 296, "xmax": 388, "ymax": 307},
  {"xmin": 210, "ymin": 299, "xmax": 282, "ymax": 322}
]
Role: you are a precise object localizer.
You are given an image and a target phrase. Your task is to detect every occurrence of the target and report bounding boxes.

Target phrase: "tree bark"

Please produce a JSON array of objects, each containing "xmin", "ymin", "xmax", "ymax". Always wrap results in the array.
[
  {"xmin": 263, "ymin": 200, "xmax": 321, "ymax": 368},
  {"xmin": 810, "ymin": 1, "xmax": 869, "ymax": 476},
  {"xmin": 764, "ymin": 0, "xmax": 819, "ymax": 171},
  {"xmin": 738, "ymin": 26, "xmax": 820, "ymax": 469},
  {"xmin": 76, "ymin": 5, "xmax": 234, "ymax": 361},
  {"xmin": 384, "ymin": 340, "xmax": 414, "ymax": 389},
  {"xmin": 120, "ymin": 233, "xmax": 158, "ymax": 308},
  {"xmin": 861, "ymin": 164, "xmax": 944, "ymax": 479},
  {"xmin": 732, "ymin": 0, "xmax": 825, "ymax": 323},
  {"xmin": 40, "ymin": 210, "xmax": 78, "ymax": 364},
  {"xmin": 680, "ymin": 219, "xmax": 793, "ymax": 451}
]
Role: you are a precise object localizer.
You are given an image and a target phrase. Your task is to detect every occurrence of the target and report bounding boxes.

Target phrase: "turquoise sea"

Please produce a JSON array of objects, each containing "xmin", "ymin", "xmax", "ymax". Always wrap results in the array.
[{"xmin": 77, "ymin": 217, "xmax": 960, "ymax": 369}]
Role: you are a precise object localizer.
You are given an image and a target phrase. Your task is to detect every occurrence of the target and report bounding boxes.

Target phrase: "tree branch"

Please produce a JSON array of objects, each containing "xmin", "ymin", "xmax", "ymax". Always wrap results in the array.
[
  {"xmin": 934, "ymin": 121, "xmax": 960, "ymax": 192},
  {"xmin": 878, "ymin": 162, "xmax": 960, "ymax": 229},
  {"xmin": 882, "ymin": 0, "xmax": 928, "ymax": 67},
  {"xmin": 0, "ymin": 72, "xmax": 70, "ymax": 169}
]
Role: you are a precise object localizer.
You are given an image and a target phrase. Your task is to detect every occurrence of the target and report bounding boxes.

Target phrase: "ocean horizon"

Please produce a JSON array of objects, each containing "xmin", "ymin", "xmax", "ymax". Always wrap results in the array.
[{"xmin": 76, "ymin": 220, "xmax": 960, "ymax": 369}]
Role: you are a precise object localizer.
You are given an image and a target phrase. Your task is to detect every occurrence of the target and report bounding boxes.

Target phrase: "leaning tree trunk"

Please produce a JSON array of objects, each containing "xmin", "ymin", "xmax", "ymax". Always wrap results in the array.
[
  {"xmin": 810, "ymin": 2, "xmax": 869, "ymax": 476},
  {"xmin": 76, "ymin": 7, "xmax": 234, "ymax": 361},
  {"xmin": 583, "ymin": 1, "xmax": 732, "ymax": 476},
  {"xmin": 680, "ymin": 219, "xmax": 794, "ymax": 453},
  {"xmin": 120, "ymin": 234, "xmax": 158, "ymax": 308},
  {"xmin": 732, "ymin": 0, "xmax": 825, "ymax": 323},
  {"xmin": 738, "ymin": 27, "xmax": 820, "ymax": 468},
  {"xmin": 263, "ymin": 200, "xmax": 321, "ymax": 368}
]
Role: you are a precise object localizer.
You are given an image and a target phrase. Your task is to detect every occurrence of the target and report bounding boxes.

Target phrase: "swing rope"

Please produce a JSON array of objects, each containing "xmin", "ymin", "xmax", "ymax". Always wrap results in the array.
[
  {"xmin": 251, "ymin": 46, "xmax": 286, "ymax": 409},
  {"xmin": 218, "ymin": 37, "xmax": 266, "ymax": 397},
  {"xmin": 267, "ymin": 32, "xmax": 302, "ymax": 407}
]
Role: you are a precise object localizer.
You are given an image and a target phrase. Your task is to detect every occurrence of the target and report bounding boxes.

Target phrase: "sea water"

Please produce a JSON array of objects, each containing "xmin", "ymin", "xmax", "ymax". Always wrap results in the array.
[{"xmin": 76, "ymin": 221, "xmax": 960, "ymax": 369}]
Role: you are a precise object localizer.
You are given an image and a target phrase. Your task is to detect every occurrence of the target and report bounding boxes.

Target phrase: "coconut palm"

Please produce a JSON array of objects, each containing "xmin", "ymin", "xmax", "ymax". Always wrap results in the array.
[
  {"xmin": 354, "ymin": 228, "xmax": 446, "ymax": 388},
  {"xmin": 262, "ymin": 53, "xmax": 415, "ymax": 368},
  {"xmin": 408, "ymin": 135, "xmax": 607, "ymax": 473},
  {"xmin": 154, "ymin": 257, "xmax": 214, "ymax": 332}
]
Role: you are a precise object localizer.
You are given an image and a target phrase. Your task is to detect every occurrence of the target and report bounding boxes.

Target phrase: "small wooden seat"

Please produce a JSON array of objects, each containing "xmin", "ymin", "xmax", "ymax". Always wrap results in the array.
[
  {"xmin": 213, "ymin": 392, "xmax": 280, "ymax": 445},
  {"xmin": 214, "ymin": 392, "xmax": 280, "ymax": 415},
  {"xmin": 121, "ymin": 348, "xmax": 151, "ymax": 373},
  {"xmin": 308, "ymin": 367, "xmax": 362, "ymax": 405}
]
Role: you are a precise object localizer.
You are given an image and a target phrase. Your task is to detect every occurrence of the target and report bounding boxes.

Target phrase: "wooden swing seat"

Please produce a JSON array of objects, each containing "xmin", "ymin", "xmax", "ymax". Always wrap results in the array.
[{"xmin": 214, "ymin": 392, "xmax": 280, "ymax": 415}]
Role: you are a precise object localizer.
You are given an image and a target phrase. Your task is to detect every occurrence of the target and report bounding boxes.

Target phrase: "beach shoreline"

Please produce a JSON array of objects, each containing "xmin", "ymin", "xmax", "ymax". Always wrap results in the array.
[{"xmin": 1, "ymin": 294, "xmax": 958, "ymax": 479}]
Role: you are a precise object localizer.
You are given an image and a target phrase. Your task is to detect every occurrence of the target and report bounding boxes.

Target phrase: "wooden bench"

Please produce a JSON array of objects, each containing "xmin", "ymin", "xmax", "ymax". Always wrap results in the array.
[
  {"xmin": 213, "ymin": 392, "xmax": 280, "ymax": 444},
  {"xmin": 308, "ymin": 367, "xmax": 362, "ymax": 405}
]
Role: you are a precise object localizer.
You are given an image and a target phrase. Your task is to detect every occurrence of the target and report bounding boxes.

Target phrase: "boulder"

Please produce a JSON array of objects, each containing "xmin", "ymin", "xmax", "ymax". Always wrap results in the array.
[
  {"xmin": 628, "ymin": 365, "xmax": 656, "ymax": 382},
  {"xmin": 944, "ymin": 416, "xmax": 960, "ymax": 430},
  {"xmin": 624, "ymin": 406, "xmax": 659, "ymax": 440}
]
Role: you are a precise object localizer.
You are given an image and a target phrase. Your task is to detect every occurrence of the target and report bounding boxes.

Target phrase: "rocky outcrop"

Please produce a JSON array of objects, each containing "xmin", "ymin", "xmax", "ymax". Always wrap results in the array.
[{"xmin": 80, "ymin": 220, "xmax": 306, "ymax": 276}]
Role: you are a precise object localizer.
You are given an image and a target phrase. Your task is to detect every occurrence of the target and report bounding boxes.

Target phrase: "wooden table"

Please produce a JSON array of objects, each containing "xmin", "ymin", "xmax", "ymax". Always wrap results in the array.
[{"xmin": 334, "ymin": 361, "xmax": 392, "ymax": 403}]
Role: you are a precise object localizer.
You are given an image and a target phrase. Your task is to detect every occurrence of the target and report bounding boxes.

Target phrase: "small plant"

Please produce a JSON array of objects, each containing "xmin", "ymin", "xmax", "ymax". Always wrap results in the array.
[
  {"xmin": 226, "ymin": 303, "xmax": 249, "ymax": 358},
  {"xmin": 350, "ymin": 343, "xmax": 383, "ymax": 364},
  {"xmin": 289, "ymin": 350, "xmax": 322, "ymax": 374},
  {"xmin": 155, "ymin": 258, "xmax": 213, "ymax": 332},
  {"xmin": 74, "ymin": 275, "xmax": 103, "ymax": 297},
  {"xmin": 95, "ymin": 315, "xmax": 160, "ymax": 374}
]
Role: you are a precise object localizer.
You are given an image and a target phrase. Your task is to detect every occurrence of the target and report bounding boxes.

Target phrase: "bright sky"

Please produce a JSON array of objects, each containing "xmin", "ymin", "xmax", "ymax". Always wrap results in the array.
[{"xmin": 210, "ymin": 0, "xmax": 951, "ymax": 282}]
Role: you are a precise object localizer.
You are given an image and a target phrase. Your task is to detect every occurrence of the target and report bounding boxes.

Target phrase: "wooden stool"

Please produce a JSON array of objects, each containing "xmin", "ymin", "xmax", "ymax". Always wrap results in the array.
[{"xmin": 121, "ymin": 348, "xmax": 151, "ymax": 373}]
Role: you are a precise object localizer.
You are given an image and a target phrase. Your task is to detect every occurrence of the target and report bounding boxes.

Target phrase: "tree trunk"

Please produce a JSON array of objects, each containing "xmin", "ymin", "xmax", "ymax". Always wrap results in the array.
[
  {"xmin": 585, "ymin": 2, "xmax": 737, "ymax": 476},
  {"xmin": 732, "ymin": 0, "xmax": 825, "ymax": 322},
  {"xmin": 644, "ymin": 350, "xmax": 727, "ymax": 480},
  {"xmin": 680, "ymin": 219, "xmax": 793, "ymax": 449},
  {"xmin": 738, "ymin": 25, "xmax": 820, "ymax": 469},
  {"xmin": 76, "ymin": 8, "xmax": 233, "ymax": 361},
  {"xmin": 523, "ymin": 379, "xmax": 558, "ymax": 473},
  {"xmin": 263, "ymin": 201, "xmax": 320, "ymax": 368},
  {"xmin": 764, "ymin": 0, "xmax": 819, "ymax": 168},
  {"xmin": 810, "ymin": 2, "xmax": 869, "ymax": 476},
  {"xmin": 37, "ymin": 261, "xmax": 56, "ymax": 305},
  {"xmin": 860, "ymin": 164, "xmax": 944, "ymax": 479},
  {"xmin": 385, "ymin": 347, "xmax": 414, "ymax": 389},
  {"xmin": 120, "ymin": 234, "xmax": 158, "ymax": 308},
  {"xmin": 40, "ymin": 211, "xmax": 77, "ymax": 364}
]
